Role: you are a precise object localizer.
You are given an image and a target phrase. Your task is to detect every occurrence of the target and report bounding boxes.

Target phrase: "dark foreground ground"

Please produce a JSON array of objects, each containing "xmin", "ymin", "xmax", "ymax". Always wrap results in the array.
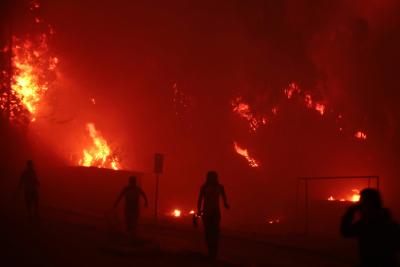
[{"xmin": 0, "ymin": 207, "xmax": 359, "ymax": 267}]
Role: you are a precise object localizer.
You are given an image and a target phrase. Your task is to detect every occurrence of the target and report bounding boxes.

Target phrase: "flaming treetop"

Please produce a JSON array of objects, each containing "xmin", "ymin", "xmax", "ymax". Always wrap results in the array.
[{"xmin": 0, "ymin": 0, "xmax": 58, "ymax": 122}]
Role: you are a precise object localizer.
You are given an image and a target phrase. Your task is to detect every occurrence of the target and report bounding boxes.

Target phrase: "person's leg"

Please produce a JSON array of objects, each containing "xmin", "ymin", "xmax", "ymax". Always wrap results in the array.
[
  {"xmin": 125, "ymin": 210, "xmax": 133, "ymax": 233},
  {"xmin": 25, "ymin": 192, "xmax": 33, "ymax": 221},
  {"xmin": 202, "ymin": 215, "xmax": 213, "ymax": 256},
  {"xmin": 209, "ymin": 214, "xmax": 221, "ymax": 259},
  {"xmin": 32, "ymin": 191, "xmax": 39, "ymax": 221},
  {"xmin": 129, "ymin": 212, "xmax": 139, "ymax": 240}
]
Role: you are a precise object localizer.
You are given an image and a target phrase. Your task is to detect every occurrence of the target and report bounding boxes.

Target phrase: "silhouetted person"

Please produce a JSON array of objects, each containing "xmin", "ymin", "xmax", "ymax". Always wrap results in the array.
[
  {"xmin": 19, "ymin": 160, "xmax": 40, "ymax": 222},
  {"xmin": 197, "ymin": 171, "xmax": 230, "ymax": 259},
  {"xmin": 341, "ymin": 188, "xmax": 399, "ymax": 267},
  {"xmin": 114, "ymin": 176, "xmax": 148, "ymax": 239}
]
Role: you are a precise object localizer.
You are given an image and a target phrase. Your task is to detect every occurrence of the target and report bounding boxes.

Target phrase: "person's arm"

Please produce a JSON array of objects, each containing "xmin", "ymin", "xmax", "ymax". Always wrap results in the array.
[
  {"xmin": 139, "ymin": 188, "xmax": 148, "ymax": 207},
  {"xmin": 114, "ymin": 188, "xmax": 126, "ymax": 208},
  {"xmin": 197, "ymin": 186, "xmax": 204, "ymax": 215},
  {"xmin": 221, "ymin": 185, "xmax": 230, "ymax": 209},
  {"xmin": 340, "ymin": 204, "xmax": 359, "ymax": 237}
]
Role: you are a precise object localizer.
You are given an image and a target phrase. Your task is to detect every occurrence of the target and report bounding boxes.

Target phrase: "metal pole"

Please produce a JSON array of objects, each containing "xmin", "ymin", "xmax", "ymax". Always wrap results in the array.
[
  {"xmin": 304, "ymin": 179, "xmax": 309, "ymax": 235},
  {"xmin": 376, "ymin": 176, "xmax": 380, "ymax": 190},
  {"xmin": 154, "ymin": 173, "xmax": 159, "ymax": 220},
  {"xmin": 295, "ymin": 178, "xmax": 299, "ymax": 227}
]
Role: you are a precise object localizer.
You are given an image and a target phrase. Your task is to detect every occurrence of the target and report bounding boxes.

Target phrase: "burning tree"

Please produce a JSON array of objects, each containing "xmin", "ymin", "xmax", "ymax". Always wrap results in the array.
[
  {"xmin": 79, "ymin": 123, "xmax": 121, "ymax": 170},
  {"xmin": 0, "ymin": 0, "xmax": 58, "ymax": 123}
]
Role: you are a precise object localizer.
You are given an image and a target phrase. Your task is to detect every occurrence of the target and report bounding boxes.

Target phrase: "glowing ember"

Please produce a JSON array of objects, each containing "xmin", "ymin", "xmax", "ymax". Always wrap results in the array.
[
  {"xmin": 172, "ymin": 82, "xmax": 191, "ymax": 117},
  {"xmin": 284, "ymin": 83, "xmax": 326, "ymax": 116},
  {"xmin": 267, "ymin": 218, "xmax": 280, "ymax": 224},
  {"xmin": 172, "ymin": 209, "xmax": 182, "ymax": 217},
  {"xmin": 282, "ymin": 82, "xmax": 372, "ymax": 140},
  {"xmin": 232, "ymin": 97, "xmax": 267, "ymax": 131},
  {"xmin": 315, "ymin": 103, "xmax": 325, "ymax": 115},
  {"xmin": 79, "ymin": 123, "xmax": 121, "ymax": 170},
  {"xmin": 284, "ymin": 82, "xmax": 300, "ymax": 99},
  {"xmin": 355, "ymin": 131, "xmax": 367, "ymax": 140},
  {"xmin": 1, "ymin": 0, "xmax": 58, "ymax": 122},
  {"xmin": 304, "ymin": 93, "xmax": 313, "ymax": 108},
  {"xmin": 233, "ymin": 142, "xmax": 260, "ymax": 168}
]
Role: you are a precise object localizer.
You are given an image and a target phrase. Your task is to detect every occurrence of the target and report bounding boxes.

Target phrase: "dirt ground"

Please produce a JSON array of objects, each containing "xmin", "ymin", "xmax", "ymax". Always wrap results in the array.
[{"xmin": 0, "ymin": 206, "xmax": 361, "ymax": 267}]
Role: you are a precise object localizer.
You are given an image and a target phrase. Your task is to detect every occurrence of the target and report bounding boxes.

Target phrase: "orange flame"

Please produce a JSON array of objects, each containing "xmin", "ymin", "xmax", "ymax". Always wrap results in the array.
[
  {"xmin": 11, "ymin": 38, "xmax": 58, "ymax": 120},
  {"xmin": 172, "ymin": 209, "xmax": 182, "ymax": 217},
  {"xmin": 355, "ymin": 131, "xmax": 367, "ymax": 140},
  {"xmin": 284, "ymin": 83, "xmax": 326, "ymax": 116},
  {"xmin": 232, "ymin": 97, "xmax": 267, "ymax": 131},
  {"xmin": 284, "ymin": 82, "xmax": 300, "ymax": 99},
  {"xmin": 351, "ymin": 189, "xmax": 360, "ymax": 202},
  {"xmin": 233, "ymin": 142, "xmax": 260, "ymax": 168},
  {"xmin": 327, "ymin": 189, "xmax": 360, "ymax": 202},
  {"xmin": 79, "ymin": 123, "xmax": 121, "ymax": 170},
  {"xmin": 1, "ymin": 0, "xmax": 58, "ymax": 122},
  {"xmin": 268, "ymin": 218, "xmax": 280, "ymax": 224},
  {"xmin": 315, "ymin": 103, "xmax": 325, "ymax": 115}
]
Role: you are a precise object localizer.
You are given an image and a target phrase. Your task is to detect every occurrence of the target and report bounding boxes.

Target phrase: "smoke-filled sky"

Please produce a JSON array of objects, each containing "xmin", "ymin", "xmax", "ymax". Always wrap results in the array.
[{"xmin": 3, "ymin": 0, "xmax": 400, "ymax": 228}]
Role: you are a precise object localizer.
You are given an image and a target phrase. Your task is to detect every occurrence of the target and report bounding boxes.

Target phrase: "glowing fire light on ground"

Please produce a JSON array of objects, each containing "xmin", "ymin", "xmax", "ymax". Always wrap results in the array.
[
  {"xmin": 351, "ymin": 189, "xmax": 361, "ymax": 202},
  {"xmin": 172, "ymin": 209, "xmax": 182, "ymax": 217},
  {"xmin": 268, "ymin": 218, "xmax": 280, "ymax": 224},
  {"xmin": 79, "ymin": 123, "xmax": 121, "ymax": 170},
  {"xmin": 355, "ymin": 131, "xmax": 367, "ymax": 140},
  {"xmin": 233, "ymin": 142, "xmax": 260, "ymax": 168},
  {"xmin": 327, "ymin": 189, "xmax": 360, "ymax": 202},
  {"xmin": 0, "ymin": 0, "xmax": 58, "ymax": 122}
]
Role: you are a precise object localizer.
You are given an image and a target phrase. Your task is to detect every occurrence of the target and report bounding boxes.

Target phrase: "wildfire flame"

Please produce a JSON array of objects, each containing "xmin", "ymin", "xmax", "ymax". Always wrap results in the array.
[
  {"xmin": 172, "ymin": 209, "xmax": 182, "ymax": 217},
  {"xmin": 233, "ymin": 142, "xmax": 260, "ymax": 168},
  {"xmin": 283, "ymin": 82, "xmax": 372, "ymax": 140},
  {"xmin": 327, "ymin": 189, "xmax": 360, "ymax": 202},
  {"xmin": 284, "ymin": 82, "xmax": 300, "ymax": 99},
  {"xmin": 0, "ymin": 0, "xmax": 58, "ymax": 122},
  {"xmin": 232, "ymin": 97, "xmax": 267, "ymax": 131},
  {"xmin": 351, "ymin": 189, "xmax": 361, "ymax": 202},
  {"xmin": 283, "ymin": 83, "xmax": 326, "ymax": 116},
  {"xmin": 79, "ymin": 123, "xmax": 121, "ymax": 170}
]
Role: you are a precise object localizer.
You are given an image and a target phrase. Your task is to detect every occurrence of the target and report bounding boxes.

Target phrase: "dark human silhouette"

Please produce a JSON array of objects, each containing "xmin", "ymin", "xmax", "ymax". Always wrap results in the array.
[
  {"xmin": 19, "ymin": 160, "xmax": 40, "ymax": 222},
  {"xmin": 114, "ymin": 176, "xmax": 148, "ymax": 239},
  {"xmin": 341, "ymin": 188, "xmax": 399, "ymax": 267},
  {"xmin": 197, "ymin": 171, "xmax": 230, "ymax": 259}
]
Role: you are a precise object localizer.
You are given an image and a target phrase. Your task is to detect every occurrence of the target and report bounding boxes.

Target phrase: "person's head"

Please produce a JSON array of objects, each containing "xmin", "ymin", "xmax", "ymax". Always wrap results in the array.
[
  {"xmin": 205, "ymin": 171, "xmax": 219, "ymax": 185},
  {"xmin": 359, "ymin": 188, "xmax": 382, "ymax": 217},
  {"xmin": 27, "ymin": 160, "xmax": 34, "ymax": 169},
  {"xmin": 129, "ymin": 176, "xmax": 137, "ymax": 186}
]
